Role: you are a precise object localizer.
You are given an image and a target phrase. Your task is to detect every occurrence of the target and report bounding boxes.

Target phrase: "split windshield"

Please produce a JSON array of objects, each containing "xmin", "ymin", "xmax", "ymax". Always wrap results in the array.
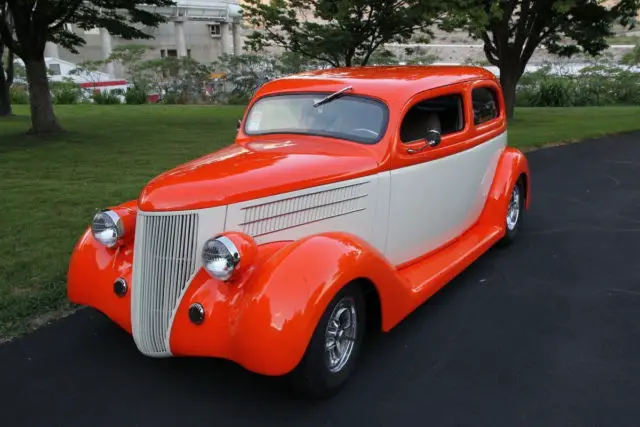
[{"xmin": 243, "ymin": 93, "xmax": 389, "ymax": 144}]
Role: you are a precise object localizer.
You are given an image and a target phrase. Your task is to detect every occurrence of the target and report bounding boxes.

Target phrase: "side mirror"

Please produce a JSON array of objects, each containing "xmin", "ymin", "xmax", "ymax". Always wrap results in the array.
[
  {"xmin": 426, "ymin": 129, "xmax": 441, "ymax": 147},
  {"xmin": 236, "ymin": 119, "xmax": 241, "ymax": 131}
]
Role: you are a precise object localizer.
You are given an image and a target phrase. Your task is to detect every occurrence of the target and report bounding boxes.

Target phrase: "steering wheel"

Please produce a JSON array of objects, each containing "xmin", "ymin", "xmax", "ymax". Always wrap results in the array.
[{"xmin": 351, "ymin": 128, "xmax": 379, "ymax": 137}]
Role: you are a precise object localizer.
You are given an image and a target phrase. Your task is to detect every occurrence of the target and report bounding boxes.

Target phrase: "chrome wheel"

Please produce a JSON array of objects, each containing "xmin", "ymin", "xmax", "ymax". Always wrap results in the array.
[
  {"xmin": 506, "ymin": 185, "xmax": 521, "ymax": 231},
  {"xmin": 324, "ymin": 297, "xmax": 357, "ymax": 373}
]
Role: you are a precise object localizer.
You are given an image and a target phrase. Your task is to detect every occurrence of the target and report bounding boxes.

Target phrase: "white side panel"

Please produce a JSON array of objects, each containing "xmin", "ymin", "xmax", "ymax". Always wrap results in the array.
[
  {"xmin": 385, "ymin": 132, "xmax": 506, "ymax": 266},
  {"xmin": 225, "ymin": 174, "xmax": 390, "ymax": 253}
]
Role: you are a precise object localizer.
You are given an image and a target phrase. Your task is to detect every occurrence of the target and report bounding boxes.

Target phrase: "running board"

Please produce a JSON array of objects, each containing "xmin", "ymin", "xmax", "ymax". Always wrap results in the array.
[{"xmin": 398, "ymin": 224, "xmax": 504, "ymax": 311}]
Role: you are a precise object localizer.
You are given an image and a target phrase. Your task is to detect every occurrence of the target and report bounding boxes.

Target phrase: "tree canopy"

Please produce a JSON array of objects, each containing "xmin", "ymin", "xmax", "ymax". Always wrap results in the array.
[
  {"xmin": 0, "ymin": 0, "xmax": 175, "ymax": 133},
  {"xmin": 0, "ymin": 0, "xmax": 175, "ymax": 59},
  {"xmin": 242, "ymin": 0, "xmax": 441, "ymax": 67},
  {"xmin": 441, "ymin": 0, "xmax": 640, "ymax": 118}
]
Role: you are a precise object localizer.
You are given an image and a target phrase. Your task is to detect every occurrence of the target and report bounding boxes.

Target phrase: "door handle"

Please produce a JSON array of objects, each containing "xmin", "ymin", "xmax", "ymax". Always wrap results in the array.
[{"xmin": 407, "ymin": 130, "xmax": 442, "ymax": 154}]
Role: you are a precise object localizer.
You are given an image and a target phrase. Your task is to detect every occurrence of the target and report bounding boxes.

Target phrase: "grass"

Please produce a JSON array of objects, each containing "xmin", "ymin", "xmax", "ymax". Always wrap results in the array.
[
  {"xmin": 509, "ymin": 106, "xmax": 640, "ymax": 148},
  {"xmin": 0, "ymin": 104, "xmax": 244, "ymax": 340},
  {"xmin": 606, "ymin": 35, "xmax": 640, "ymax": 45},
  {"xmin": 1, "ymin": 104, "xmax": 640, "ymax": 340}
]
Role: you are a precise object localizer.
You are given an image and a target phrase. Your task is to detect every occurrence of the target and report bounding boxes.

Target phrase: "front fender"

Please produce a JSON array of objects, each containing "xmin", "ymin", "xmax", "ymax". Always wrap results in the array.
[
  {"xmin": 66, "ymin": 200, "xmax": 138, "ymax": 332},
  {"xmin": 169, "ymin": 232, "xmax": 410, "ymax": 376}
]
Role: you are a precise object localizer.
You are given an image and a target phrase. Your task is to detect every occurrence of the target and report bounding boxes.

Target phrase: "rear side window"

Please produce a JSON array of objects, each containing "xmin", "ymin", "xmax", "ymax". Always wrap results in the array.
[
  {"xmin": 472, "ymin": 87, "xmax": 499, "ymax": 125},
  {"xmin": 400, "ymin": 94, "xmax": 465, "ymax": 143}
]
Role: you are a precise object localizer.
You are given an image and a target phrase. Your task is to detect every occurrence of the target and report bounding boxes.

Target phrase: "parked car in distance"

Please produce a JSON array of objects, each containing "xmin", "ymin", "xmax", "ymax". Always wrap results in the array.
[{"xmin": 67, "ymin": 65, "xmax": 531, "ymax": 399}]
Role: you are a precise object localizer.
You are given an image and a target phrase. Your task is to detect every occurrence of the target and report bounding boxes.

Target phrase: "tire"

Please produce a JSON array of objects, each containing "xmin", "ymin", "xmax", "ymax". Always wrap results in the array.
[
  {"xmin": 499, "ymin": 178, "xmax": 525, "ymax": 246},
  {"xmin": 287, "ymin": 282, "xmax": 366, "ymax": 399}
]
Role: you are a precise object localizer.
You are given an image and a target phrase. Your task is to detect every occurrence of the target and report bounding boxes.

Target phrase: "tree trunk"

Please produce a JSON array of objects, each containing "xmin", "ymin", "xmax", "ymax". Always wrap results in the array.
[
  {"xmin": 0, "ymin": 68, "xmax": 12, "ymax": 117},
  {"xmin": 499, "ymin": 64, "xmax": 521, "ymax": 121},
  {"xmin": 0, "ymin": 84, "xmax": 11, "ymax": 117},
  {"xmin": 0, "ymin": 45, "xmax": 12, "ymax": 117},
  {"xmin": 24, "ymin": 56, "xmax": 63, "ymax": 134}
]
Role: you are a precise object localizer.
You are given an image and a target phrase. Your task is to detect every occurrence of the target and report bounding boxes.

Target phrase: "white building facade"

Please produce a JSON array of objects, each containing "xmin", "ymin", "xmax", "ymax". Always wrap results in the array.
[{"xmin": 44, "ymin": 0, "xmax": 245, "ymax": 79}]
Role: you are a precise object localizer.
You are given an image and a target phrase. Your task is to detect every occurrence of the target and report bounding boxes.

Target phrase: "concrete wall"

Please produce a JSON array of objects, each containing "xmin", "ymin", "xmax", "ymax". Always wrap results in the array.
[{"xmin": 54, "ymin": 21, "xmax": 246, "ymax": 79}]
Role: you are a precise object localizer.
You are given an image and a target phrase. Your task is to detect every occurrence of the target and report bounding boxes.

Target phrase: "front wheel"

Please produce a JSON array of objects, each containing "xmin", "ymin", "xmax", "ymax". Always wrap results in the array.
[{"xmin": 287, "ymin": 283, "xmax": 366, "ymax": 399}]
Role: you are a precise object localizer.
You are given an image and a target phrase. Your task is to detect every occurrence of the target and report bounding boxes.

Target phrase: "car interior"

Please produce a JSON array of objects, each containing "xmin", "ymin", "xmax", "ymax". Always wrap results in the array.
[{"xmin": 400, "ymin": 94, "xmax": 465, "ymax": 143}]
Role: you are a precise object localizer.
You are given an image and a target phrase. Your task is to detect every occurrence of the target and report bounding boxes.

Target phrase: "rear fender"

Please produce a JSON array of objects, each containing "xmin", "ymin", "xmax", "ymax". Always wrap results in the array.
[{"xmin": 478, "ymin": 147, "xmax": 530, "ymax": 230}]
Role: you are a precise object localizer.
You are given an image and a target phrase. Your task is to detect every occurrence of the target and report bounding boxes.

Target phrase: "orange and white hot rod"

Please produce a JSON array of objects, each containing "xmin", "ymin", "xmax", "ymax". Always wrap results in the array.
[{"xmin": 67, "ymin": 65, "xmax": 530, "ymax": 398}]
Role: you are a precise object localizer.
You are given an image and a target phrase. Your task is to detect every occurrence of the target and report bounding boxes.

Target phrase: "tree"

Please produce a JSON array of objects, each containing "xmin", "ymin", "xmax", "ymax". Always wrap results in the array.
[
  {"xmin": 0, "ymin": 35, "xmax": 14, "ymax": 117},
  {"xmin": 242, "ymin": 0, "xmax": 443, "ymax": 67},
  {"xmin": 0, "ymin": 9, "xmax": 14, "ymax": 117},
  {"xmin": 0, "ymin": 0, "xmax": 174, "ymax": 134},
  {"xmin": 441, "ymin": 0, "xmax": 640, "ymax": 119}
]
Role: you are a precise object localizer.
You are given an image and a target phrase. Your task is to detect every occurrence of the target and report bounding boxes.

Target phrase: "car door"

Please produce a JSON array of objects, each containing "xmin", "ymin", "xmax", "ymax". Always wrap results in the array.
[{"xmin": 384, "ymin": 80, "xmax": 506, "ymax": 267}]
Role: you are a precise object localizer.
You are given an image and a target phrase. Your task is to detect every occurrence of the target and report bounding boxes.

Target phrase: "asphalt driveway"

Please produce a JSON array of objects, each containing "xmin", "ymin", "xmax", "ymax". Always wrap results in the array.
[{"xmin": 2, "ymin": 132, "xmax": 640, "ymax": 427}]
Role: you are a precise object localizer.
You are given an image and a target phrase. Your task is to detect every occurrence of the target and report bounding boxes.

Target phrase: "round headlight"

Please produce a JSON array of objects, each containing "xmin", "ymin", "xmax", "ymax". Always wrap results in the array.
[
  {"xmin": 202, "ymin": 236, "xmax": 240, "ymax": 281},
  {"xmin": 91, "ymin": 210, "xmax": 124, "ymax": 248}
]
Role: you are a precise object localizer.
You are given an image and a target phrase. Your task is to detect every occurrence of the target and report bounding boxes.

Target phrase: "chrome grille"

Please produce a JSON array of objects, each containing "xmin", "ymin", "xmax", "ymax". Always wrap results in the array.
[{"xmin": 131, "ymin": 211, "xmax": 199, "ymax": 356}]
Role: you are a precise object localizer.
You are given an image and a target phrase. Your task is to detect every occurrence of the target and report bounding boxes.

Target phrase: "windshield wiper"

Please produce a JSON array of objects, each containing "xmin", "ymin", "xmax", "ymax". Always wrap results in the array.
[{"xmin": 313, "ymin": 85, "xmax": 353, "ymax": 108}]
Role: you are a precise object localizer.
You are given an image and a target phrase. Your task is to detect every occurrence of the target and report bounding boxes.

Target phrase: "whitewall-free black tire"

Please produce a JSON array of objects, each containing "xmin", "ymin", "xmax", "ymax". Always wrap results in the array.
[{"xmin": 287, "ymin": 282, "xmax": 366, "ymax": 399}]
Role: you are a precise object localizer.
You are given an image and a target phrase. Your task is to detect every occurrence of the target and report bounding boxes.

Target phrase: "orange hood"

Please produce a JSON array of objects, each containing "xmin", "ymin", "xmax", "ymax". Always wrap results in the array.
[{"xmin": 137, "ymin": 137, "xmax": 381, "ymax": 212}]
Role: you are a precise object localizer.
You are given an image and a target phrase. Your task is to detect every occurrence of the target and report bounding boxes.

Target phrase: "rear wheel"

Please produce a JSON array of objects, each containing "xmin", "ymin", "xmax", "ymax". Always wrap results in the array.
[
  {"xmin": 287, "ymin": 282, "xmax": 366, "ymax": 399},
  {"xmin": 500, "ymin": 178, "xmax": 525, "ymax": 245}
]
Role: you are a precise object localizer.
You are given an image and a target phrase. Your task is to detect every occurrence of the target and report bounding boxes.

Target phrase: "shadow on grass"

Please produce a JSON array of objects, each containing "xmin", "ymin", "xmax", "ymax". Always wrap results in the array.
[{"xmin": 0, "ymin": 129, "xmax": 90, "ymax": 153}]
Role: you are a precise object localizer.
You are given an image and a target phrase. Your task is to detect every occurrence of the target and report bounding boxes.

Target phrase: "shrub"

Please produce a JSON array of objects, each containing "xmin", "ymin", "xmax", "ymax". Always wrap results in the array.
[
  {"xmin": 10, "ymin": 85, "xmax": 29, "ymax": 104},
  {"xmin": 226, "ymin": 92, "xmax": 251, "ymax": 105},
  {"xmin": 161, "ymin": 91, "xmax": 187, "ymax": 104},
  {"xmin": 92, "ymin": 91, "xmax": 122, "ymax": 105},
  {"xmin": 51, "ymin": 81, "xmax": 82, "ymax": 104},
  {"xmin": 125, "ymin": 86, "xmax": 148, "ymax": 104},
  {"xmin": 515, "ymin": 62, "xmax": 640, "ymax": 107}
]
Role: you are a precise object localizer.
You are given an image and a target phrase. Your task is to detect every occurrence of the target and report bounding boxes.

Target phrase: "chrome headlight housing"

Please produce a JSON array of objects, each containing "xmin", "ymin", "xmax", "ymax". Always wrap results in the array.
[
  {"xmin": 91, "ymin": 210, "xmax": 124, "ymax": 248},
  {"xmin": 202, "ymin": 235, "xmax": 240, "ymax": 281}
]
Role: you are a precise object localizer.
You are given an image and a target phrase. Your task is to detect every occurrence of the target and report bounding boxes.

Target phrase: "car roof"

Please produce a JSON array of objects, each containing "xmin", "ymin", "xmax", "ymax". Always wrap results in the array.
[{"xmin": 255, "ymin": 65, "xmax": 498, "ymax": 103}]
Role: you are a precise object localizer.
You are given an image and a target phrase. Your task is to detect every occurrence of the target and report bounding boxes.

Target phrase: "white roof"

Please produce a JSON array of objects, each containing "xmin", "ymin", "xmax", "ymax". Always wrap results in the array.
[{"xmin": 174, "ymin": 0, "xmax": 240, "ymax": 5}]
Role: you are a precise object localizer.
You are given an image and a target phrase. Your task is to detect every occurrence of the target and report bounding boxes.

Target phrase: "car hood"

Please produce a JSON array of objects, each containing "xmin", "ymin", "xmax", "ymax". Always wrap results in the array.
[{"xmin": 137, "ymin": 137, "xmax": 381, "ymax": 212}]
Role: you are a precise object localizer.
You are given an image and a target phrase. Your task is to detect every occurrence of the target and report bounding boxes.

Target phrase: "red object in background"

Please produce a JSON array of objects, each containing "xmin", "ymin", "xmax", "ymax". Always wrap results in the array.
[{"xmin": 79, "ymin": 80, "xmax": 128, "ymax": 89}]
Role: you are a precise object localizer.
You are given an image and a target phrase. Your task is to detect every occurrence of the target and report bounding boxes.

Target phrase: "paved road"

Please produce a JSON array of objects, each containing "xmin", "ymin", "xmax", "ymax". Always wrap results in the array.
[{"xmin": 2, "ymin": 132, "xmax": 640, "ymax": 427}]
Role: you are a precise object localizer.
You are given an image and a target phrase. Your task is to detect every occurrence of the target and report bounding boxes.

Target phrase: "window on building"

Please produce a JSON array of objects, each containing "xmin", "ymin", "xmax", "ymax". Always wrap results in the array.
[
  {"xmin": 161, "ymin": 49, "xmax": 166, "ymax": 58},
  {"xmin": 400, "ymin": 94, "xmax": 465, "ymax": 143},
  {"xmin": 472, "ymin": 87, "xmax": 500, "ymax": 125},
  {"xmin": 167, "ymin": 49, "xmax": 177, "ymax": 57},
  {"xmin": 209, "ymin": 23, "xmax": 221, "ymax": 37},
  {"xmin": 48, "ymin": 64, "xmax": 62, "ymax": 75}
]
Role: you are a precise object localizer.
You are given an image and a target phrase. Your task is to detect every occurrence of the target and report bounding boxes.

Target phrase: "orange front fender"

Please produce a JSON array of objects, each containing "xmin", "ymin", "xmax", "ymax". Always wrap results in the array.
[
  {"xmin": 66, "ymin": 200, "xmax": 138, "ymax": 332},
  {"xmin": 169, "ymin": 232, "xmax": 411, "ymax": 376}
]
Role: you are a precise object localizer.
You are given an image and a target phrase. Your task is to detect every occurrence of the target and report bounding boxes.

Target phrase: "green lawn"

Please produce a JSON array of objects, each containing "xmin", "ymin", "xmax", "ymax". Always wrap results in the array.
[
  {"xmin": 606, "ymin": 35, "xmax": 640, "ymax": 45},
  {"xmin": 1, "ymin": 104, "xmax": 639, "ymax": 340}
]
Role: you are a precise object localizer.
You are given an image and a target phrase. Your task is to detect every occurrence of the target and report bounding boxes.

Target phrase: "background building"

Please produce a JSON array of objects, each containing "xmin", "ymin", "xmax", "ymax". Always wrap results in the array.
[
  {"xmin": 40, "ymin": 0, "xmax": 639, "ymax": 80},
  {"xmin": 44, "ymin": 0, "xmax": 245, "ymax": 79}
]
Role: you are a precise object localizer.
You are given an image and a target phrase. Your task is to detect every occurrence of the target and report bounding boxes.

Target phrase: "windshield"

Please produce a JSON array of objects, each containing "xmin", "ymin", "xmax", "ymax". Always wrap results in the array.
[{"xmin": 243, "ymin": 93, "xmax": 389, "ymax": 144}]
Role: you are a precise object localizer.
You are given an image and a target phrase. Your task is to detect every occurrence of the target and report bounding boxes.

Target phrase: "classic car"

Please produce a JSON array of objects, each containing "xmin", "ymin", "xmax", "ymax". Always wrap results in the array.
[{"xmin": 67, "ymin": 65, "xmax": 531, "ymax": 398}]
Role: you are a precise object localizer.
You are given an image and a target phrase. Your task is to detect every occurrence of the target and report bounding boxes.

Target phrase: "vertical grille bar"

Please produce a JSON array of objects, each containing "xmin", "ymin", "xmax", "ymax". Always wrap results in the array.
[{"xmin": 131, "ymin": 211, "xmax": 199, "ymax": 356}]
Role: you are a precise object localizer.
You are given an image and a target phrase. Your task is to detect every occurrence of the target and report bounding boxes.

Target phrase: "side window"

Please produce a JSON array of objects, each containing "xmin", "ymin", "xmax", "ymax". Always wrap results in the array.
[
  {"xmin": 472, "ymin": 87, "xmax": 499, "ymax": 125},
  {"xmin": 400, "ymin": 94, "xmax": 464, "ymax": 143}
]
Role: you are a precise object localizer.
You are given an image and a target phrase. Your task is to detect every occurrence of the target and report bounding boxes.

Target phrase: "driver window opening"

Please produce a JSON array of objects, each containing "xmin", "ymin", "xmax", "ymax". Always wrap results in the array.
[{"xmin": 400, "ymin": 94, "xmax": 464, "ymax": 143}]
